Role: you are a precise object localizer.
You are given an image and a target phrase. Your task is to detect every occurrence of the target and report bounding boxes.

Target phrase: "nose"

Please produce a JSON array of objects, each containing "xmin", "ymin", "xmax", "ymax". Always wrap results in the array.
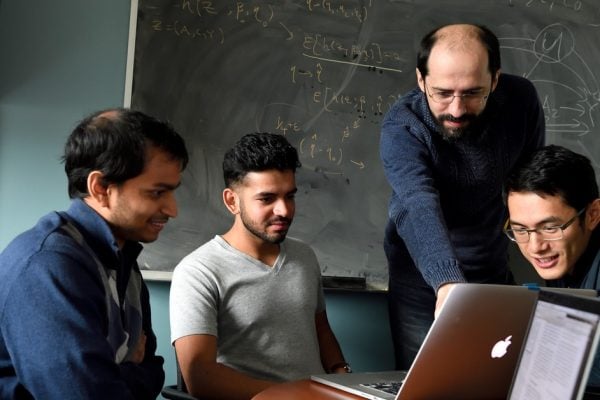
[
  {"xmin": 273, "ymin": 198, "xmax": 294, "ymax": 217},
  {"xmin": 447, "ymin": 95, "xmax": 467, "ymax": 117},
  {"xmin": 526, "ymin": 231, "xmax": 547, "ymax": 253},
  {"xmin": 162, "ymin": 192, "xmax": 178, "ymax": 218}
]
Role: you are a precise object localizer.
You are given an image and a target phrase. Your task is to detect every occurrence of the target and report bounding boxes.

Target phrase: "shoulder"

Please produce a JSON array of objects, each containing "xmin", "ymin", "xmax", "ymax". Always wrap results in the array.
[
  {"xmin": 0, "ymin": 212, "xmax": 106, "ymax": 315},
  {"xmin": 282, "ymin": 237, "xmax": 316, "ymax": 256},
  {"xmin": 172, "ymin": 237, "xmax": 229, "ymax": 282},
  {"xmin": 281, "ymin": 238, "xmax": 321, "ymax": 274},
  {"xmin": 496, "ymin": 73, "xmax": 538, "ymax": 96},
  {"xmin": 381, "ymin": 88, "xmax": 437, "ymax": 145},
  {"xmin": 490, "ymin": 74, "xmax": 543, "ymax": 124},
  {"xmin": 383, "ymin": 88, "xmax": 426, "ymax": 124},
  {"xmin": 0, "ymin": 211, "xmax": 92, "ymax": 278}
]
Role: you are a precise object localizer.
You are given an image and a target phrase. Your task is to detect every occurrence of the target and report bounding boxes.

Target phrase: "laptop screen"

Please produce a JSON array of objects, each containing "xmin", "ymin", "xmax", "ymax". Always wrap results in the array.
[{"xmin": 509, "ymin": 290, "xmax": 600, "ymax": 400}]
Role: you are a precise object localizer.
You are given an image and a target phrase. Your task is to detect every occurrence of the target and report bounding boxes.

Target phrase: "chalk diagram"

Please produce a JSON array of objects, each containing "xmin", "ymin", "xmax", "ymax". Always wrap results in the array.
[{"xmin": 501, "ymin": 23, "xmax": 600, "ymax": 169}]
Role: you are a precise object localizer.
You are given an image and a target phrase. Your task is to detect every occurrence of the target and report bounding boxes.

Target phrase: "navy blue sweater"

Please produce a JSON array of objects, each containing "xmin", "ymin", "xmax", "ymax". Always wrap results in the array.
[
  {"xmin": 380, "ymin": 74, "xmax": 545, "ymax": 290},
  {"xmin": 0, "ymin": 199, "xmax": 164, "ymax": 399}
]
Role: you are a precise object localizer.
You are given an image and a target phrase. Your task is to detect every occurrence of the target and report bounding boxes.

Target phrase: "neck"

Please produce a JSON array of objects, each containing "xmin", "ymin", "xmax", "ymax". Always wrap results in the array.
[{"xmin": 221, "ymin": 228, "xmax": 281, "ymax": 267}]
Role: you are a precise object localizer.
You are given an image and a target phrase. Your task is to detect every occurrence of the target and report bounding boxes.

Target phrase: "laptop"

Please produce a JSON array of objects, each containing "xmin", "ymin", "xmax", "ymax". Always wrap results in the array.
[
  {"xmin": 312, "ymin": 283, "xmax": 540, "ymax": 400},
  {"xmin": 508, "ymin": 289, "xmax": 600, "ymax": 400}
]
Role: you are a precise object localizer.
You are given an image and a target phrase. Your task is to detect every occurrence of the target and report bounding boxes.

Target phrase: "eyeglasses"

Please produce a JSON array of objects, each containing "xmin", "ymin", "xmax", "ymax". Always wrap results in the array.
[
  {"xmin": 425, "ymin": 83, "xmax": 490, "ymax": 106},
  {"xmin": 504, "ymin": 208, "xmax": 586, "ymax": 243}
]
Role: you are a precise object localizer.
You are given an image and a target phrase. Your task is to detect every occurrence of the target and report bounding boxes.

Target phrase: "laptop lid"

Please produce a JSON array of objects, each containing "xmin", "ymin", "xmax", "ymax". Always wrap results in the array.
[
  {"xmin": 508, "ymin": 289, "xmax": 600, "ymax": 400},
  {"xmin": 312, "ymin": 283, "xmax": 539, "ymax": 400},
  {"xmin": 395, "ymin": 283, "xmax": 538, "ymax": 400}
]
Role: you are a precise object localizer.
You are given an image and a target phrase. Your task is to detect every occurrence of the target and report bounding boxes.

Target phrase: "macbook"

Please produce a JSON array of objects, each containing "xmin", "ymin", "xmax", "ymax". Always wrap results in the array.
[{"xmin": 312, "ymin": 283, "xmax": 539, "ymax": 400}]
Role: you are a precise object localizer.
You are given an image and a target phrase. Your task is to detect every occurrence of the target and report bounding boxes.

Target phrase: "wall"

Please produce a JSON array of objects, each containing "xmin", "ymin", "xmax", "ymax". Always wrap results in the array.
[{"xmin": 0, "ymin": 0, "xmax": 395, "ymax": 394}]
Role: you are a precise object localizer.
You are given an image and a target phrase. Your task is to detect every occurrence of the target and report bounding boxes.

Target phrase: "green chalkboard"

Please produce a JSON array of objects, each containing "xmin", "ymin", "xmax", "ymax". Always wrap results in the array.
[{"xmin": 125, "ymin": 0, "xmax": 600, "ymax": 289}]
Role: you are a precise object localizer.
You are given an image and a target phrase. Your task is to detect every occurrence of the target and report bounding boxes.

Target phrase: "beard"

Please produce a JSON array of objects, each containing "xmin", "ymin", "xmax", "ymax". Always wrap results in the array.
[
  {"xmin": 435, "ymin": 112, "xmax": 487, "ymax": 142},
  {"xmin": 240, "ymin": 211, "xmax": 291, "ymax": 245}
]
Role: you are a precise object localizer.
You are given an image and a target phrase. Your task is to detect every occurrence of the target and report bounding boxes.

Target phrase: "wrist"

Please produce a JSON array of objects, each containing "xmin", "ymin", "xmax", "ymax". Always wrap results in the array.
[{"xmin": 328, "ymin": 361, "xmax": 352, "ymax": 373}]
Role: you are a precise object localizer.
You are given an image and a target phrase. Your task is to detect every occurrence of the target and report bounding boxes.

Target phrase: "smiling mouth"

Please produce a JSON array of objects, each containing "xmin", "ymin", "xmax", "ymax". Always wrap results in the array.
[
  {"xmin": 150, "ymin": 219, "xmax": 168, "ymax": 229},
  {"xmin": 533, "ymin": 254, "xmax": 559, "ymax": 269}
]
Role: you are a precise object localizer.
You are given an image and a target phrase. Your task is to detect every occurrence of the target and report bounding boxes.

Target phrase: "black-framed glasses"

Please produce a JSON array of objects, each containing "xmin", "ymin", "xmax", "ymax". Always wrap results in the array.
[
  {"xmin": 424, "ymin": 83, "xmax": 490, "ymax": 106},
  {"xmin": 504, "ymin": 208, "xmax": 586, "ymax": 243}
]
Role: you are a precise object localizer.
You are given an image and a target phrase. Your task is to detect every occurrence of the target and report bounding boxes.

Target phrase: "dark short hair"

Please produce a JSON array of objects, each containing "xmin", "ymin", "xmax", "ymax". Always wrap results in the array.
[
  {"xmin": 63, "ymin": 108, "xmax": 189, "ymax": 199},
  {"xmin": 416, "ymin": 24, "xmax": 501, "ymax": 79},
  {"xmin": 223, "ymin": 132, "xmax": 301, "ymax": 187},
  {"xmin": 504, "ymin": 145, "xmax": 599, "ymax": 212}
]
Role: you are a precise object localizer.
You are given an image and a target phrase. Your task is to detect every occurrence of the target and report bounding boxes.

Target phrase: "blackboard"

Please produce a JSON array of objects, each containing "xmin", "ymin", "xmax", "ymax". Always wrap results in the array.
[{"xmin": 125, "ymin": 0, "xmax": 600, "ymax": 289}]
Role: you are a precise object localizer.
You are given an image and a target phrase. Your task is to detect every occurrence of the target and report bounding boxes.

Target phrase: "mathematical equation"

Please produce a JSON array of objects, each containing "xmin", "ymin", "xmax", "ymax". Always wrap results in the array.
[
  {"xmin": 509, "ymin": 0, "xmax": 599, "ymax": 23},
  {"xmin": 139, "ymin": 0, "xmax": 600, "ymax": 171}
]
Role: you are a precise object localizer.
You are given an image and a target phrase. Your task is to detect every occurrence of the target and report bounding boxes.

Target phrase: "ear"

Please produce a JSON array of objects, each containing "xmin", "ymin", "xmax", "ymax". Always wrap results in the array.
[
  {"xmin": 586, "ymin": 198, "xmax": 600, "ymax": 231},
  {"xmin": 491, "ymin": 69, "xmax": 501, "ymax": 92},
  {"xmin": 416, "ymin": 68, "xmax": 425, "ymax": 93},
  {"xmin": 87, "ymin": 171, "xmax": 110, "ymax": 207},
  {"xmin": 222, "ymin": 187, "xmax": 239, "ymax": 215}
]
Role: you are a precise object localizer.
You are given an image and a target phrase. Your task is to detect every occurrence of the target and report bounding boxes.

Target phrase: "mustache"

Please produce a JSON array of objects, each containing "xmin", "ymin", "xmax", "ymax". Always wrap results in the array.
[
  {"xmin": 438, "ymin": 114, "xmax": 476, "ymax": 123},
  {"xmin": 268, "ymin": 217, "xmax": 292, "ymax": 225}
]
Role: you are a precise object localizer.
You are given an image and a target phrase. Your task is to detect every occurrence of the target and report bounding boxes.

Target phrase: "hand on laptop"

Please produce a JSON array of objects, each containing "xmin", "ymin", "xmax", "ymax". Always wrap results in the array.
[{"xmin": 435, "ymin": 283, "xmax": 456, "ymax": 319}]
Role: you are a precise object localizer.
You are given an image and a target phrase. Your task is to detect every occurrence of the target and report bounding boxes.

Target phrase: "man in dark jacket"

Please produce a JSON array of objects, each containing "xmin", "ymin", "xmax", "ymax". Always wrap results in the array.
[{"xmin": 0, "ymin": 108, "xmax": 188, "ymax": 399}]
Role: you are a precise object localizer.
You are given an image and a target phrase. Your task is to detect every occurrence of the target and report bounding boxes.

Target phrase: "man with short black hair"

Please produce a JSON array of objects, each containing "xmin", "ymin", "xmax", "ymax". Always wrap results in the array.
[
  {"xmin": 504, "ymin": 144, "xmax": 600, "ymax": 385},
  {"xmin": 0, "ymin": 108, "xmax": 189, "ymax": 399},
  {"xmin": 170, "ymin": 132, "xmax": 348, "ymax": 399}
]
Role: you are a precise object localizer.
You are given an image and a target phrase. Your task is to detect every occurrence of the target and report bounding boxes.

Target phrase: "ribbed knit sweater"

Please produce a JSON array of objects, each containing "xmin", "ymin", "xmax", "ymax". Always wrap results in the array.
[{"xmin": 380, "ymin": 73, "xmax": 545, "ymax": 290}]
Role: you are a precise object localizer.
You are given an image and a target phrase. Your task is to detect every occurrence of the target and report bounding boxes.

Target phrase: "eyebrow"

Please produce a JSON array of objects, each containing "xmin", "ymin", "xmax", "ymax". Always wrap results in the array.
[
  {"xmin": 149, "ymin": 182, "xmax": 182, "ymax": 191},
  {"xmin": 430, "ymin": 85, "xmax": 485, "ymax": 92},
  {"xmin": 508, "ymin": 216, "xmax": 562, "ymax": 228},
  {"xmin": 254, "ymin": 187, "xmax": 298, "ymax": 197}
]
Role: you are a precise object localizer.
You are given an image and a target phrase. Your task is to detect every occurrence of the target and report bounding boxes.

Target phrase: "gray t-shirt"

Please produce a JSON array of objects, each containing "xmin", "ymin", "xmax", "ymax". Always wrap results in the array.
[{"xmin": 170, "ymin": 235, "xmax": 326, "ymax": 381}]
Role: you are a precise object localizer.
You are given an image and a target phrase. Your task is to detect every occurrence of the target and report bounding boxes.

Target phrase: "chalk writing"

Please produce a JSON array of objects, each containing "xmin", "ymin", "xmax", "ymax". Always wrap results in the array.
[
  {"xmin": 151, "ymin": 19, "xmax": 225, "ymax": 42},
  {"xmin": 130, "ymin": 0, "xmax": 600, "ymax": 289},
  {"xmin": 180, "ymin": 0, "xmax": 218, "ymax": 16},
  {"xmin": 302, "ymin": 34, "xmax": 402, "ymax": 68},
  {"xmin": 305, "ymin": 0, "xmax": 372, "ymax": 23}
]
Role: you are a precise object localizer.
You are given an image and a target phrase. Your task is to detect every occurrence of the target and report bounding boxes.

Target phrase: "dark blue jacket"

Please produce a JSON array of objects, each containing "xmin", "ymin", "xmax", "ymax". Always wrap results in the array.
[{"xmin": 0, "ymin": 199, "xmax": 164, "ymax": 399}]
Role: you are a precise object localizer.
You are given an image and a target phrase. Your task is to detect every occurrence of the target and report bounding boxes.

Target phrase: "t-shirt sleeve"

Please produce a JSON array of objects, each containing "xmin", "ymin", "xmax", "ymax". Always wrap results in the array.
[{"xmin": 170, "ymin": 253, "xmax": 220, "ymax": 343}]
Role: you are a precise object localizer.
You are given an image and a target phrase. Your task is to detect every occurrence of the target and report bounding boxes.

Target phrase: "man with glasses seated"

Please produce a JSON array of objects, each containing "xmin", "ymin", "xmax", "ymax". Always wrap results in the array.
[
  {"xmin": 504, "ymin": 144, "xmax": 600, "ymax": 385},
  {"xmin": 380, "ymin": 23, "xmax": 545, "ymax": 371}
]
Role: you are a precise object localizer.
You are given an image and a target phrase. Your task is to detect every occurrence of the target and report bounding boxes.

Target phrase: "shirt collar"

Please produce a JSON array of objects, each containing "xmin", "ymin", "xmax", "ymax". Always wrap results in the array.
[{"xmin": 65, "ymin": 199, "xmax": 143, "ymax": 269}]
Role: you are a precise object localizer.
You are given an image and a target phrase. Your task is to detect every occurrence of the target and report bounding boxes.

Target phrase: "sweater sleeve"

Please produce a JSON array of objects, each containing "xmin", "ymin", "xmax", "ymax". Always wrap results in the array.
[
  {"xmin": 380, "ymin": 110, "xmax": 465, "ymax": 290},
  {"xmin": 1, "ymin": 248, "xmax": 138, "ymax": 400},
  {"xmin": 118, "ymin": 280, "xmax": 165, "ymax": 399}
]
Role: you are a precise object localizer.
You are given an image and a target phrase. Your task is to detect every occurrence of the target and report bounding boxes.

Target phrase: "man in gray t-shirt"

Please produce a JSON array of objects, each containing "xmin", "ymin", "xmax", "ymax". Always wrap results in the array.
[{"xmin": 170, "ymin": 132, "xmax": 349, "ymax": 399}]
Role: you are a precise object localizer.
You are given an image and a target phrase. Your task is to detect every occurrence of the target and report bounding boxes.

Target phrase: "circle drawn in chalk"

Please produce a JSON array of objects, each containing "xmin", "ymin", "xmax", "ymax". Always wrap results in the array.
[{"xmin": 533, "ymin": 23, "xmax": 575, "ymax": 64}]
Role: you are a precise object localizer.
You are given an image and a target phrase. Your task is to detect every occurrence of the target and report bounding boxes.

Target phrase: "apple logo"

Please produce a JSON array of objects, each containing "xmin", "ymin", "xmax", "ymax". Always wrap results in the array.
[{"xmin": 491, "ymin": 335, "xmax": 512, "ymax": 358}]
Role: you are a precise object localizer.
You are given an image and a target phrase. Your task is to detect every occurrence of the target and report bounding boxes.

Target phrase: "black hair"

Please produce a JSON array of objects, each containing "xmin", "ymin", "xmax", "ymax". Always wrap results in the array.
[
  {"xmin": 222, "ymin": 132, "xmax": 301, "ymax": 187},
  {"xmin": 416, "ymin": 24, "xmax": 501, "ymax": 78},
  {"xmin": 504, "ymin": 145, "xmax": 598, "ymax": 212},
  {"xmin": 63, "ymin": 108, "xmax": 189, "ymax": 199}
]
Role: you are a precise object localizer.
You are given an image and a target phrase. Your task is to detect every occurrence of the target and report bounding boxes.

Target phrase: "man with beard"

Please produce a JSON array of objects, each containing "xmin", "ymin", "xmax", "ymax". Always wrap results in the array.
[
  {"xmin": 170, "ymin": 132, "xmax": 348, "ymax": 399},
  {"xmin": 379, "ymin": 23, "xmax": 545, "ymax": 370}
]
